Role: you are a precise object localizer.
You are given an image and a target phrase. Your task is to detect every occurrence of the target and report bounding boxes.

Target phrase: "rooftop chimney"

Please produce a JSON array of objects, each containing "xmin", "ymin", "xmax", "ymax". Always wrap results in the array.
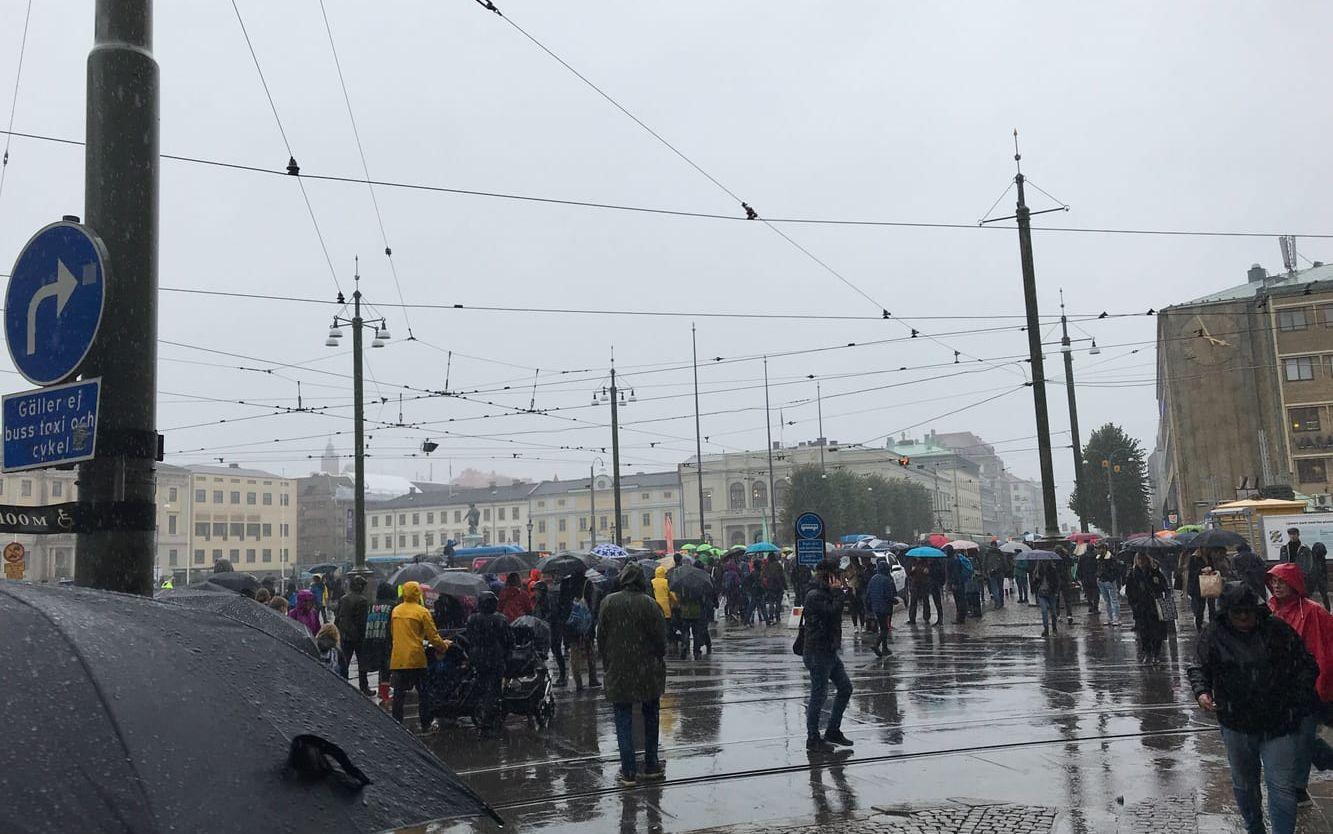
[
  {"xmin": 1247, "ymin": 264, "xmax": 1267, "ymax": 284},
  {"xmin": 228, "ymin": 463, "xmax": 239, "ymax": 469}
]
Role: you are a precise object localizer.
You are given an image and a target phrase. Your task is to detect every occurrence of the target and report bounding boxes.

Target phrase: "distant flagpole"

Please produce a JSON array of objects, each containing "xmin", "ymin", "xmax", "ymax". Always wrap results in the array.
[{"xmin": 692, "ymin": 323, "xmax": 706, "ymax": 543}]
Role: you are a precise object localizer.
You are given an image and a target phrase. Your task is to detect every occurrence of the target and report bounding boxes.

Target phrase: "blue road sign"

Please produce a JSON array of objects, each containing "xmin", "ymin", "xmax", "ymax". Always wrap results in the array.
[
  {"xmin": 795, "ymin": 511, "xmax": 825, "ymax": 540},
  {"xmin": 5, "ymin": 221, "xmax": 107, "ymax": 386},
  {"xmin": 2, "ymin": 378, "xmax": 100, "ymax": 472},
  {"xmin": 796, "ymin": 538, "xmax": 825, "ymax": 567}
]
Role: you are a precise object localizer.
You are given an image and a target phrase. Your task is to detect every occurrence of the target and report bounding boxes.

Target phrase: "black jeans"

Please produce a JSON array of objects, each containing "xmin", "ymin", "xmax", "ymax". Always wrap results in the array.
[
  {"xmin": 951, "ymin": 588, "xmax": 967, "ymax": 622},
  {"xmin": 1192, "ymin": 594, "xmax": 1217, "ymax": 629},
  {"xmin": 874, "ymin": 612, "xmax": 891, "ymax": 653},
  {"xmin": 391, "ymin": 668, "xmax": 429, "ymax": 729},
  {"xmin": 908, "ymin": 585, "xmax": 932, "ymax": 622},
  {"xmin": 340, "ymin": 638, "xmax": 369, "ymax": 691}
]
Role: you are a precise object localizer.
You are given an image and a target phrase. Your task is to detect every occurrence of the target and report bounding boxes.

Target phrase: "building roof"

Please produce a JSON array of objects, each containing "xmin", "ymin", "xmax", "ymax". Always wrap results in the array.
[
  {"xmin": 186, "ymin": 464, "xmax": 288, "ymax": 480},
  {"xmin": 530, "ymin": 470, "xmax": 679, "ymax": 497},
  {"xmin": 372, "ymin": 482, "xmax": 537, "ymax": 510},
  {"xmin": 1180, "ymin": 263, "xmax": 1333, "ymax": 305}
]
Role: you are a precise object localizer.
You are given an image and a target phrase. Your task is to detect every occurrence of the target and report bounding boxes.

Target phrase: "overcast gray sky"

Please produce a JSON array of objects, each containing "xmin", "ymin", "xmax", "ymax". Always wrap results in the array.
[{"xmin": 1, "ymin": 1, "xmax": 1330, "ymax": 525}]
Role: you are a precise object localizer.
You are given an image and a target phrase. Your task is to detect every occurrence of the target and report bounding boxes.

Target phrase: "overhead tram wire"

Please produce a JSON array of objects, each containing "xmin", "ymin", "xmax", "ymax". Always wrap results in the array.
[
  {"xmin": 3, "ymin": 129, "xmax": 1329, "ymax": 240},
  {"xmin": 316, "ymin": 0, "xmax": 415, "ymax": 338},
  {"xmin": 0, "ymin": 0, "xmax": 33, "ymax": 205},
  {"xmin": 227, "ymin": 0, "xmax": 342, "ymax": 296}
]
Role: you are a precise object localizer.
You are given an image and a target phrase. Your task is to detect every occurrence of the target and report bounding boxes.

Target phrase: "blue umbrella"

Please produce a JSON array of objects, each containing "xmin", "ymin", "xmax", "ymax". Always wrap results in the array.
[
  {"xmin": 591, "ymin": 542, "xmax": 629, "ymax": 559},
  {"xmin": 745, "ymin": 542, "xmax": 780, "ymax": 554},
  {"xmin": 904, "ymin": 546, "xmax": 947, "ymax": 559}
]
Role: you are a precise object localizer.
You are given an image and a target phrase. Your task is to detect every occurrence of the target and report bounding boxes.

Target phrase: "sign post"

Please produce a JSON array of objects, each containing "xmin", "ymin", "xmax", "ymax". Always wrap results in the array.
[
  {"xmin": 3, "ymin": 542, "xmax": 25, "ymax": 581},
  {"xmin": 794, "ymin": 511, "xmax": 826, "ymax": 567}
]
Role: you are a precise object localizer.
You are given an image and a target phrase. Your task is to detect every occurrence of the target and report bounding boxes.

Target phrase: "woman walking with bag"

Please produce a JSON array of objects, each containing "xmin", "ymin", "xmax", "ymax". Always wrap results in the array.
[
  {"xmin": 1125, "ymin": 553, "xmax": 1171, "ymax": 664},
  {"xmin": 1189, "ymin": 547, "xmax": 1229, "ymax": 630}
]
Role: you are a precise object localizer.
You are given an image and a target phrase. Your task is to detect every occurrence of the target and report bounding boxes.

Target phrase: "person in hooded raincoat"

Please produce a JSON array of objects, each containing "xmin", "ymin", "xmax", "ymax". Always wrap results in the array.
[
  {"xmin": 1232, "ymin": 543, "xmax": 1269, "ymax": 603},
  {"xmin": 652, "ymin": 565, "xmax": 678, "ymax": 645},
  {"xmin": 498, "ymin": 572, "xmax": 534, "ymax": 623},
  {"xmin": 1268, "ymin": 562, "xmax": 1333, "ymax": 803},
  {"xmin": 1189, "ymin": 582, "xmax": 1318, "ymax": 834},
  {"xmin": 1124, "ymin": 552, "xmax": 1169, "ymax": 663},
  {"xmin": 334, "ymin": 574, "xmax": 372, "ymax": 693},
  {"xmin": 597, "ymin": 563, "xmax": 667, "ymax": 787},
  {"xmin": 865, "ymin": 559, "xmax": 897, "ymax": 657},
  {"xmin": 288, "ymin": 589, "xmax": 321, "ymax": 637},
  {"xmin": 466, "ymin": 591, "xmax": 514, "ymax": 731},
  {"xmin": 389, "ymin": 581, "xmax": 450, "ymax": 730}
]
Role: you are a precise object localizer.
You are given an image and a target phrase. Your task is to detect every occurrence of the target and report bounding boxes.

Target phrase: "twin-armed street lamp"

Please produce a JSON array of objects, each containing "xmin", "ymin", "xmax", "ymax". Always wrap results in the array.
[
  {"xmin": 1101, "ymin": 457, "xmax": 1122, "ymax": 538},
  {"xmin": 324, "ymin": 268, "xmax": 391, "ymax": 574}
]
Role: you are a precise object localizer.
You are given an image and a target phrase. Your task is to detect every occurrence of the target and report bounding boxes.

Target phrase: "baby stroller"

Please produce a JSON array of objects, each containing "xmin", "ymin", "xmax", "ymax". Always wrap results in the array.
[
  {"xmin": 505, "ymin": 617, "xmax": 555, "ymax": 728},
  {"xmin": 426, "ymin": 637, "xmax": 503, "ymax": 731}
]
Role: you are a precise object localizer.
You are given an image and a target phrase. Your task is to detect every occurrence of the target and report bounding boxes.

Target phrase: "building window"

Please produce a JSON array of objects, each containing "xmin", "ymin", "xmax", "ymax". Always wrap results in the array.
[
  {"xmin": 454, "ymin": 510, "xmax": 461, "ymax": 523},
  {"xmin": 194, "ymin": 549, "xmax": 205, "ymax": 565},
  {"xmin": 371, "ymin": 535, "xmax": 379, "ymax": 550},
  {"xmin": 195, "ymin": 522, "xmax": 209, "ymax": 539},
  {"xmin": 579, "ymin": 516, "xmax": 588, "ymax": 531},
  {"xmin": 702, "ymin": 489, "xmax": 713, "ymax": 511},
  {"xmin": 1292, "ymin": 407, "xmax": 1322, "ymax": 433},
  {"xmin": 558, "ymin": 541, "xmax": 567, "ymax": 551},
  {"xmin": 398, "ymin": 514, "xmax": 406, "ymax": 526},
  {"xmin": 1278, "ymin": 308, "xmax": 1309, "ymax": 331},
  {"xmin": 213, "ymin": 490, "xmax": 223, "ymax": 504},
  {"xmin": 168, "ymin": 487, "xmax": 178, "ymax": 503},
  {"xmin": 245, "ymin": 549, "xmax": 256, "ymax": 563},
  {"xmin": 262, "ymin": 493, "xmax": 272, "ymax": 506},
  {"xmin": 538, "ymin": 520, "xmax": 547, "ymax": 533},
  {"xmin": 168, "ymin": 515, "xmax": 178, "ymax": 535},
  {"xmin": 425, "ymin": 532, "xmax": 434, "ymax": 546},
  {"xmin": 664, "ymin": 491, "xmax": 672, "ymax": 499},
  {"xmin": 20, "ymin": 480, "xmax": 31, "ymax": 497},
  {"xmin": 512, "ymin": 506, "xmax": 521, "ymax": 519},
  {"xmin": 752, "ymin": 482, "xmax": 768, "ymax": 508},
  {"xmin": 621, "ymin": 514, "xmax": 629, "ymax": 530},
  {"xmin": 427, "ymin": 512, "xmax": 434, "ymax": 524},
  {"xmin": 1297, "ymin": 458, "xmax": 1328, "ymax": 484},
  {"xmin": 483, "ymin": 508, "xmax": 491, "ymax": 521},
  {"xmin": 279, "ymin": 494, "xmax": 289, "ymax": 507},
  {"xmin": 212, "ymin": 522, "xmax": 226, "ymax": 538},
  {"xmin": 498, "ymin": 530, "xmax": 506, "ymax": 543},
  {"xmin": 557, "ymin": 499, "xmax": 566, "ymax": 507},
  {"xmin": 558, "ymin": 518, "xmax": 567, "ymax": 532},
  {"xmin": 642, "ymin": 493, "xmax": 650, "ymax": 500},
  {"xmin": 512, "ymin": 527, "xmax": 520, "ymax": 541},
  {"xmin": 230, "ymin": 523, "xmax": 244, "ymax": 539},
  {"xmin": 195, "ymin": 489, "xmax": 206, "ymax": 503},
  {"xmin": 168, "ymin": 549, "xmax": 178, "ymax": 566},
  {"xmin": 371, "ymin": 516, "xmax": 378, "ymax": 528},
  {"xmin": 537, "ymin": 500, "xmax": 546, "ymax": 509},
  {"xmin": 229, "ymin": 549, "xmax": 239, "ymax": 561},
  {"xmin": 729, "ymin": 482, "xmax": 746, "ymax": 510},
  {"xmin": 230, "ymin": 491, "xmax": 240, "ymax": 504},
  {"xmin": 246, "ymin": 492, "xmax": 256, "ymax": 505},
  {"xmin": 498, "ymin": 507, "xmax": 506, "ymax": 521},
  {"xmin": 262, "ymin": 523, "xmax": 272, "ymax": 537},
  {"xmin": 1321, "ymin": 305, "xmax": 1333, "ymax": 327},
  {"xmin": 599, "ymin": 515, "xmax": 608, "ymax": 530},
  {"xmin": 642, "ymin": 512, "xmax": 652, "ymax": 528},
  {"xmin": 1286, "ymin": 357, "xmax": 1316, "ymax": 381},
  {"xmin": 262, "ymin": 549, "xmax": 273, "ymax": 563},
  {"xmin": 246, "ymin": 523, "xmax": 261, "ymax": 539},
  {"xmin": 396, "ymin": 535, "xmax": 404, "ymax": 548},
  {"xmin": 412, "ymin": 513, "xmax": 420, "ymax": 525},
  {"xmin": 412, "ymin": 534, "xmax": 420, "ymax": 548},
  {"xmin": 279, "ymin": 523, "xmax": 289, "ymax": 537},
  {"xmin": 212, "ymin": 548, "xmax": 223, "ymax": 562},
  {"xmin": 50, "ymin": 481, "xmax": 63, "ymax": 498}
]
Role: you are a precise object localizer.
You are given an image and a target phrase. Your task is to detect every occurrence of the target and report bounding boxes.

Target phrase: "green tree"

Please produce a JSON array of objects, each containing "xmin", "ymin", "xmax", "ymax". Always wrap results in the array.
[
  {"xmin": 779, "ymin": 465, "xmax": 932, "ymax": 543},
  {"xmin": 1067, "ymin": 423, "xmax": 1152, "ymax": 535}
]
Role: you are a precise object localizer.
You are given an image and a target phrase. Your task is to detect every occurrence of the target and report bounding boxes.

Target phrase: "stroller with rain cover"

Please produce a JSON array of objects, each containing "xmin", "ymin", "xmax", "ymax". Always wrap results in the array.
[
  {"xmin": 425, "ymin": 635, "xmax": 500, "ymax": 731},
  {"xmin": 504, "ymin": 616, "xmax": 555, "ymax": 728}
]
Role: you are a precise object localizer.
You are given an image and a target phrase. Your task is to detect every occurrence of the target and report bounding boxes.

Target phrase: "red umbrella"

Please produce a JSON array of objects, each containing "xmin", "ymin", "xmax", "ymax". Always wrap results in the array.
[
  {"xmin": 927, "ymin": 533, "xmax": 949, "ymax": 548},
  {"xmin": 1067, "ymin": 533, "xmax": 1102, "ymax": 544}
]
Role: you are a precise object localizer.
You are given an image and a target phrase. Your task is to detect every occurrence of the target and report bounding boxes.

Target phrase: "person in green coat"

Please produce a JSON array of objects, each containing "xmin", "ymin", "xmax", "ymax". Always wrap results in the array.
[{"xmin": 597, "ymin": 563, "xmax": 668, "ymax": 787}]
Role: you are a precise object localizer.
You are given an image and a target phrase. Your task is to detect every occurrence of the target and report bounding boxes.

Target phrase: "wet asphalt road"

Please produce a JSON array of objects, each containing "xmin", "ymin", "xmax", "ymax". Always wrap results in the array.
[{"xmin": 408, "ymin": 597, "xmax": 1259, "ymax": 833}]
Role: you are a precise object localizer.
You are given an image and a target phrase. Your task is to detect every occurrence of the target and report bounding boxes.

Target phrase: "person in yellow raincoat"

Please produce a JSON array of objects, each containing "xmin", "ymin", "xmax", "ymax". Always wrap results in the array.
[{"xmin": 389, "ymin": 581, "xmax": 450, "ymax": 731}]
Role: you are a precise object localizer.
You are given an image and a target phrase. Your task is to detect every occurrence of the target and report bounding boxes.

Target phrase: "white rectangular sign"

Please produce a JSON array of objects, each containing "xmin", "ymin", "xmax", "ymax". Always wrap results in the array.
[{"xmin": 1260, "ymin": 513, "xmax": 1333, "ymax": 561}]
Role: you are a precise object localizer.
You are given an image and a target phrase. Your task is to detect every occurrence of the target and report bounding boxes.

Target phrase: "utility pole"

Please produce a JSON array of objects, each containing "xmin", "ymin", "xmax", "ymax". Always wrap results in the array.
[
  {"xmin": 609, "ymin": 352, "xmax": 623, "ymax": 546},
  {"xmin": 1060, "ymin": 290, "xmax": 1088, "ymax": 532},
  {"xmin": 76, "ymin": 0, "xmax": 160, "ymax": 595},
  {"xmin": 1102, "ymin": 459, "xmax": 1120, "ymax": 538},
  {"xmin": 987, "ymin": 131, "xmax": 1062, "ymax": 541},
  {"xmin": 816, "ymin": 381, "xmax": 825, "ymax": 473},
  {"xmin": 763, "ymin": 357, "xmax": 776, "ymax": 540},
  {"xmin": 589, "ymin": 463, "xmax": 596, "ymax": 549},
  {"xmin": 691, "ymin": 324, "xmax": 706, "ymax": 541}
]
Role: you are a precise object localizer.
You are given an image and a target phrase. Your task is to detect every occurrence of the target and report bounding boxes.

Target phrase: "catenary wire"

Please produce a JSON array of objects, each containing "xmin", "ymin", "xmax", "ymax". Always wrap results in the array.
[{"xmin": 0, "ymin": 0, "xmax": 33, "ymax": 205}]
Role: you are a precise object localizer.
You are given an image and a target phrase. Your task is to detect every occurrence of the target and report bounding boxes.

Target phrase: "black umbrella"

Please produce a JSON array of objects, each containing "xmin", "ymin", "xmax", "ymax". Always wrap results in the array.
[
  {"xmin": 305, "ymin": 562, "xmax": 341, "ymax": 576},
  {"xmin": 156, "ymin": 588, "xmax": 318, "ymax": 659},
  {"xmin": 190, "ymin": 571, "xmax": 260, "ymax": 594},
  {"xmin": 1123, "ymin": 536, "xmax": 1181, "ymax": 553},
  {"xmin": 388, "ymin": 562, "xmax": 444, "ymax": 587},
  {"xmin": 473, "ymin": 554, "xmax": 529, "ymax": 576},
  {"xmin": 636, "ymin": 558, "xmax": 661, "ymax": 579},
  {"xmin": 1191, "ymin": 528, "xmax": 1249, "ymax": 549},
  {"xmin": 539, "ymin": 553, "xmax": 587, "ymax": 578},
  {"xmin": 429, "ymin": 571, "xmax": 490, "ymax": 599},
  {"xmin": 0, "ymin": 583, "xmax": 496, "ymax": 831},
  {"xmin": 594, "ymin": 556, "xmax": 623, "ymax": 572},
  {"xmin": 1171, "ymin": 531, "xmax": 1200, "ymax": 549},
  {"xmin": 670, "ymin": 565, "xmax": 715, "ymax": 602}
]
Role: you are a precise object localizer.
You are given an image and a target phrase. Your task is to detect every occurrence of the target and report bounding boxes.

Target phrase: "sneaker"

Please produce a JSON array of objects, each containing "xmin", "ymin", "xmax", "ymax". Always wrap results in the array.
[
  {"xmin": 806, "ymin": 734, "xmax": 831, "ymax": 749},
  {"xmin": 617, "ymin": 771, "xmax": 637, "ymax": 788},
  {"xmin": 642, "ymin": 762, "xmax": 666, "ymax": 781},
  {"xmin": 1297, "ymin": 788, "xmax": 1313, "ymax": 807},
  {"xmin": 824, "ymin": 729, "xmax": 854, "ymax": 747},
  {"xmin": 588, "ymin": 679, "xmax": 602, "ymax": 689},
  {"xmin": 1066, "ymin": 616, "xmax": 1074, "ymax": 625},
  {"xmin": 1041, "ymin": 628, "xmax": 1049, "ymax": 637},
  {"xmin": 871, "ymin": 645, "xmax": 883, "ymax": 658}
]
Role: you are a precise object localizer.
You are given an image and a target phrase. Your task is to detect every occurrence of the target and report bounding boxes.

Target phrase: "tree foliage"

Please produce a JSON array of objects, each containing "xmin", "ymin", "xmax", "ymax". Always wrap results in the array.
[
  {"xmin": 778, "ymin": 465, "xmax": 933, "ymax": 543},
  {"xmin": 1067, "ymin": 423, "xmax": 1152, "ymax": 535}
]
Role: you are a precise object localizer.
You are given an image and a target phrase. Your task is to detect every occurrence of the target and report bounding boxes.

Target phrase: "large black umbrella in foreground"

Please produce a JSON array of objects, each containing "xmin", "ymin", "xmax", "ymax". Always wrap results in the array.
[
  {"xmin": 190, "ymin": 570, "xmax": 260, "ymax": 594},
  {"xmin": 1191, "ymin": 528, "xmax": 1249, "ymax": 550},
  {"xmin": 0, "ymin": 583, "xmax": 497, "ymax": 833},
  {"xmin": 156, "ymin": 587, "xmax": 318, "ymax": 659}
]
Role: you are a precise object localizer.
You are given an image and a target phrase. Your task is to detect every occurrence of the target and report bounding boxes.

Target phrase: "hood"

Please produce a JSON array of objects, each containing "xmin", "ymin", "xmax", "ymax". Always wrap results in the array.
[
  {"xmin": 655, "ymin": 565, "xmax": 668, "ymax": 579},
  {"xmin": 1217, "ymin": 581, "xmax": 1266, "ymax": 618},
  {"xmin": 400, "ymin": 581, "xmax": 423, "ymax": 605},
  {"xmin": 296, "ymin": 589, "xmax": 315, "ymax": 607},
  {"xmin": 876, "ymin": 561, "xmax": 891, "ymax": 575},
  {"xmin": 1268, "ymin": 562, "xmax": 1308, "ymax": 597},
  {"xmin": 529, "ymin": 569, "xmax": 541, "ymax": 582},
  {"xmin": 618, "ymin": 562, "xmax": 648, "ymax": 592},
  {"xmin": 375, "ymin": 582, "xmax": 396, "ymax": 602},
  {"xmin": 478, "ymin": 592, "xmax": 498, "ymax": 614}
]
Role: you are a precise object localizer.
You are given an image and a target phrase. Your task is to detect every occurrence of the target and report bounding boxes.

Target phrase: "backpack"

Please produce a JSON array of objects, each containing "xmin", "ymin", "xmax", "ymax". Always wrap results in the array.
[
  {"xmin": 565, "ymin": 599, "xmax": 592, "ymax": 636},
  {"xmin": 957, "ymin": 555, "xmax": 974, "ymax": 584}
]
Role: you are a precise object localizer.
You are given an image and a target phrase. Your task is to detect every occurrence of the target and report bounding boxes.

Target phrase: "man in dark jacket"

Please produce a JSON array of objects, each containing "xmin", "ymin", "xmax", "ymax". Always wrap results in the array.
[
  {"xmin": 1280, "ymin": 528, "xmax": 1314, "ymax": 592},
  {"xmin": 906, "ymin": 557, "xmax": 933, "ymax": 625},
  {"xmin": 982, "ymin": 543, "xmax": 1006, "ymax": 609},
  {"xmin": 926, "ymin": 553, "xmax": 947, "ymax": 628},
  {"xmin": 334, "ymin": 574, "xmax": 372, "ymax": 694},
  {"xmin": 762, "ymin": 555, "xmax": 787, "ymax": 626},
  {"xmin": 866, "ymin": 560, "xmax": 897, "ymax": 657},
  {"xmin": 597, "ymin": 563, "xmax": 667, "ymax": 787},
  {"xmin": 1188, "ymin": 582, "xmax": 1318, "ymax": 834},
  {"xmin": 945, "ymin": 546, "xmax": 968, "ymax": 625},
  {"xmin": 1076, "ymin": 548, "xmax": 1099, "ymax": 615},
  {"xmin": 1231, "ymin": 543, "xmax": 1269, "ymax": 602},
  {"xmin": 803, "ymin": 563, "xmax": 853, "ymax": 748},
  {"xmin": 465, "ymin": 592, "xmax": 514, "ymax": 732}
]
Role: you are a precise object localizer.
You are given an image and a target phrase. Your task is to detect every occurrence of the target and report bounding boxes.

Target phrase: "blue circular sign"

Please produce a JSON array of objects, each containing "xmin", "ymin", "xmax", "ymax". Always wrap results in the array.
[
  {"xmin": 795, "ymin": 512, "xmax": 825, "ymax": 540},
  {"xmin": 5, "ymin": 221, "xmax": 107, "ymax": 385}
]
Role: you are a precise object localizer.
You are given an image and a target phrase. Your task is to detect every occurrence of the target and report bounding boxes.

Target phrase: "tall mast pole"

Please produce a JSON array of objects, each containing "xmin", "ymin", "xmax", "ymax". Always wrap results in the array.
[{"xmin": 692, "ymin": 324, "xmax": 706, "ymax": 542}]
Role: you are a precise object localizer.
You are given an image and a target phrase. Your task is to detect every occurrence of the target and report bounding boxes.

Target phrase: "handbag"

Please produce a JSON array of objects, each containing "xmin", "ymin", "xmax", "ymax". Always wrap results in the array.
[
  {"xmin": 792, "ymin": 608, "xmax": 806, "ymax": 656},
  {"xmin": 1199, "ymin": 568, "xmax": 1223, "ymax": 600}
]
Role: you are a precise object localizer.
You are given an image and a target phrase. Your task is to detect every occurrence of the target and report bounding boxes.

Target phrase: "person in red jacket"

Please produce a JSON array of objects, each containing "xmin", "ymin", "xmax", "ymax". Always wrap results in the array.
[
  {"xmin": 1269, "ymin": 561, "xmax": 1333, "ymax": 805},
  {"xmin": 498, "ymin": 572, "xmax": 534, "ymax": 623}
]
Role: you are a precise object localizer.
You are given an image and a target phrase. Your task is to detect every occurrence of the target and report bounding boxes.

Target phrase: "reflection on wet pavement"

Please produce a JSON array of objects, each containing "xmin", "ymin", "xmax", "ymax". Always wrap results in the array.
[{"xmin": 408, "ymin": 602, "xmax": 1333, "ymax": 833}]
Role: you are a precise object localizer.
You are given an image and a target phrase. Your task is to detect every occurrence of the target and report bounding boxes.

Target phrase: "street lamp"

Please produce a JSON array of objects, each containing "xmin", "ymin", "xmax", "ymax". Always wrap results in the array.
[
  {"xmin": 589, "ymin": 456, "xmax": 604, "ymax": 549},
  {"xmin": 1101, "ymin": 458, "xmax": 1123, "ymax": 537},
  {"xmin": 593, "ymin": 355, "xmax": 633, "ymax": 546},
  {"xmin": 323, "ymin": 266, "xmax": 390, "ymax": 575},
  {"xmin": 526, "ymin": 518, "xmax": 533, "ymax": 552},
  {"xmin": 1049, "ymin": 290, "xmax": 1101, "ymax": 534}
]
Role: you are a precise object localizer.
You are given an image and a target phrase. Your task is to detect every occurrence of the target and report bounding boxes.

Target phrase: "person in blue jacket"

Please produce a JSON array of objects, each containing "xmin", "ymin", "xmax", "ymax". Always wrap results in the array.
[{"xmin": 866, "ymin": 560, "xmax": 898, "ymax": 657}]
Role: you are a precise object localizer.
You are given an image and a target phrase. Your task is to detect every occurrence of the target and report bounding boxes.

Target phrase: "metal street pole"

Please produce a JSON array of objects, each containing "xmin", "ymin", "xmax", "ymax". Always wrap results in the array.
[
  {"xmin": 1011, "ymin": 134, "xmax": 1061, "ymax": 541},
  {"xmin": 351, "ymin": 286, "xmax": 366, "ymax": 571},
  {"xmin": 816, "ymin": 381, "xmax": 825, "ymax": 473},
  {"xmin": 589, "ymin": 463, "xmax": 596, "ymax": 548},
  {"xmin": 1102, "ymin": 459, "xmax": 1119, "ymax": 538},
  {"xmin": 763, "ymin": 357, "xmax": 776, "ymax": 539},
  {"xmin": 609, "ymin": 354, "xmax": 623, "ymax": 546},
  {"xmin": 76, "ymin": 0, "xmax": 159, "ymax": 595},
  {"xmin": 691, "ymin": 324, "xmax": 706, "ymax": 541},
  {"xmin": 1060, "ymin": 292, "xmax": 1088, "ymax": 532}
]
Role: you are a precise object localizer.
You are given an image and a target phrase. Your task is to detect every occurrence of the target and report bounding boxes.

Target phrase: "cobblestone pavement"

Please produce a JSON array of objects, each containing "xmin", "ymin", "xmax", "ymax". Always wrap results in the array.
[{"xmin": 678, "ymin": 800, "xmax": 1060, "ymax": 834}]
